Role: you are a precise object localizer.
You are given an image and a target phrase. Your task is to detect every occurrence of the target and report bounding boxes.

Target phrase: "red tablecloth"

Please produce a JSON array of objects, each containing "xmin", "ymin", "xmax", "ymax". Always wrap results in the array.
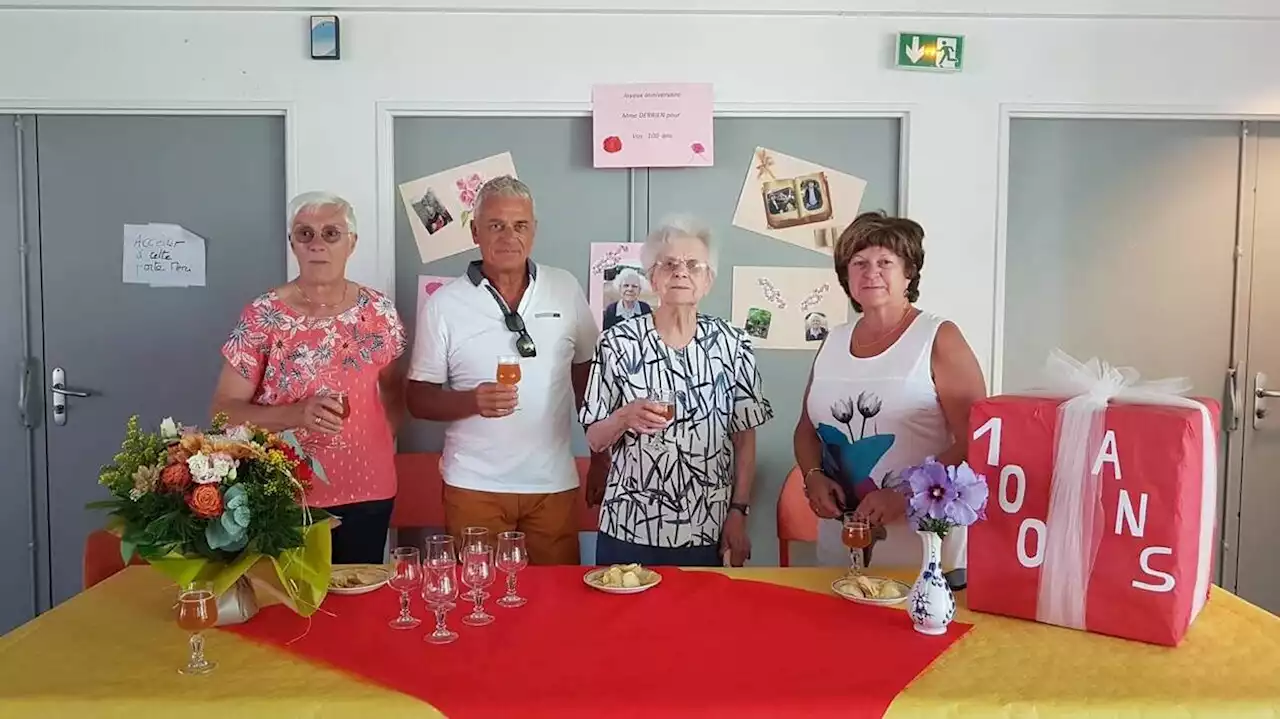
[{"xmin": 226, "ymin": 566, "xmax": 970, "ymax": 718}]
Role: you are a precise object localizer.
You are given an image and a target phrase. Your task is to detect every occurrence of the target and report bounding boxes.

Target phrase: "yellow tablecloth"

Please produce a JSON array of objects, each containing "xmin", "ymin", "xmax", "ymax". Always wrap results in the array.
[{"xmin": 1, "ymin": 566, "xmax": 1278, "ymax": 717}]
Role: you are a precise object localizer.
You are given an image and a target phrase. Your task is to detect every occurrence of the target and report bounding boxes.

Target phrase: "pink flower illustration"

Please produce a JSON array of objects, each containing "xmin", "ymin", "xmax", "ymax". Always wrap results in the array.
[
  {"xmin": 456, "ymin": 173, "xmax": 484, "ymax": 209},
  {"xmin": 691, "ymin": 142, "xmax": 706, "ymax": 155}
]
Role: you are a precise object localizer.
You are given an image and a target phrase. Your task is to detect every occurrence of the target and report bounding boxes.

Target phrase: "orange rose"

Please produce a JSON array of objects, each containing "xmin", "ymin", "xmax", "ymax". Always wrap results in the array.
[
  {"xmin": 186, "ymin": 484, "xmax": 223, "ymax": 519},
  {"xmin": 160, "ymin": 462, "xmax": 192, "ymax": 492}
]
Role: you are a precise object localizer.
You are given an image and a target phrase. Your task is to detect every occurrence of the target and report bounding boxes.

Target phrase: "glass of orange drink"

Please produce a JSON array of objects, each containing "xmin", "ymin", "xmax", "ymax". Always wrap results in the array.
[{"xmin": 176, "ymin": 581, "xmax": 218, "ymax": 675}]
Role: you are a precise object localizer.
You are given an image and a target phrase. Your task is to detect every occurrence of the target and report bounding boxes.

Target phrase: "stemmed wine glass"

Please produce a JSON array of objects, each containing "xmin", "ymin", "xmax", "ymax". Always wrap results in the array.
[
  {"xmin": 423, "ymin": 535, "xmax": 459, "ymax": 645},
  {"xmin": 388, "ymin": 546, "xmax": 423, "ymax": 629},
  {"xmin": 461, "ymin": 527, "xmax": 490, "ymax": 602},
  {"xmin": 461, "ymin": 545, "xmax": 496, "ymax": 627},
  {"xmin": 842, "ymin": 512, "xmax": 872, "ymax": 576},
  {"xmin": 495, "ymin": 531, "xmax": 529, "ymax": 608},
  {"xmin": 643, "ymin": 388, "xmax": 675, "ymax": 447},
  {"xmin": 176, "ymin": 581, "xmax": 217, "ymax": 676}
]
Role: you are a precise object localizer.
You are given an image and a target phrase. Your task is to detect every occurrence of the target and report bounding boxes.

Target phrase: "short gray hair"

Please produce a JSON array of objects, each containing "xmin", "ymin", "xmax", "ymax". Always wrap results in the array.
[
  {"xmin": 474, "ymin": 175, "xmax": 535, "ymax": 217},
  {"xmin": 288, "ymin": 191, "xmax": 357, "ymax": 233},
  {"xmin": 641, "ymin": 214, "xmax": 716, "ymax": 277},
  {"xmin": 616, "ymin": 267, "xmax": 644, "ymax": 288}
]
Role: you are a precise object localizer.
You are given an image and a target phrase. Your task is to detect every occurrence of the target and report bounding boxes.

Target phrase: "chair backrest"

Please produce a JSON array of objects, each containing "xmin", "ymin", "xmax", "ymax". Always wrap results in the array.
[
  {"xmin": 83, "ymin": 529, "xmax": 145, "ymax": 590},
  {"xmin": 391, "ymin": 452, "xmax": 600, "ymax": 532},
  {"xmin": 777, "ymin": 465, "xmax": 819, "ymax": 544}
]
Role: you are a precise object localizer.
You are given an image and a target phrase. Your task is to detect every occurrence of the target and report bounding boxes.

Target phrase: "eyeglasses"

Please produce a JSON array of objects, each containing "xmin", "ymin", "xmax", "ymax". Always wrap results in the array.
[
  {"xmin": 502, "ymin": 309, "xmax": 538, "ymax": 359},
  {"xmin": 653, "ymin": 258, "xmax": 711, "ymax": 276},
  {"xmin": 291, "ymin": 226, "xmax": 348, "ymax": 244},
  {"xmin": 482, "ymin": 284, "xmax": 537, "ymax": 358}
]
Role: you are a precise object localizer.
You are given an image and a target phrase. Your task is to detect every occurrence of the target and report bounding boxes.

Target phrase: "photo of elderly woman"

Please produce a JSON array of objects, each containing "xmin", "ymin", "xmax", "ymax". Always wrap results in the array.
[{"xmin": 601, "ymin": 266, "xmax": 656, "ymax": 330}]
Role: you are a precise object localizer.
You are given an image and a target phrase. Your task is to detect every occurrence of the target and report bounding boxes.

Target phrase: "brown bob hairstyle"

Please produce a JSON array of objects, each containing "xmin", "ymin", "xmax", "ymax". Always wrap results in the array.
[{"xmin": 833, "ymin": 210, "xmax": 926, "ymax": 313}]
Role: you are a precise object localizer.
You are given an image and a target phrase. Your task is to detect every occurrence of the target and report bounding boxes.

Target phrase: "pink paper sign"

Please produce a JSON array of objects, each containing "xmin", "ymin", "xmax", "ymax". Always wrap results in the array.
[{"xmin": 592, "ymin": 83, "xmax": 714, "ymax": 169}]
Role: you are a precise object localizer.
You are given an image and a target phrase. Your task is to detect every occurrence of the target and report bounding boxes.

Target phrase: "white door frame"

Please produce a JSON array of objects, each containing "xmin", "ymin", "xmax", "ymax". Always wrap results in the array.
[
  {"xmin": 374, "ymin": 100, "xmax": 915, "ymax": 295},
  {"xmin": 992, "ymin": 103, "xmax": 1280, "ymax": 592}
]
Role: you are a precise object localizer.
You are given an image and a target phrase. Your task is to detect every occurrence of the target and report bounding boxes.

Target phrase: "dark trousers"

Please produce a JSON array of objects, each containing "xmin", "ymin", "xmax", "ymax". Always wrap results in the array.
[
  {"xmin": 326, "ymin": 498, "xmax": 394, "ymax": 564},
  {"xmin": 595, "ymin": 532, "xmax": 721, "ymax": 568}
]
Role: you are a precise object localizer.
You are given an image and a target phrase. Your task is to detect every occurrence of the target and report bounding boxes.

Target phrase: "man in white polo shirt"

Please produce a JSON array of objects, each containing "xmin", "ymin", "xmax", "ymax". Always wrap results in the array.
[{"xmin": 406, "ymin": 175, "xmax": 604, "ymax": 565}]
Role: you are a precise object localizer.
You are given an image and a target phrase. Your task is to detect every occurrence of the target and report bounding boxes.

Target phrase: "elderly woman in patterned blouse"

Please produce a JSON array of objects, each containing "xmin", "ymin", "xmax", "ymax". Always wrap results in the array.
[
  {"xmin": 580, "ymin": 217, "xmax": 773, "ymax": 567},
  {"xmin": 212, "ymin": 191, "xmax": 407, "ymax": 565}
]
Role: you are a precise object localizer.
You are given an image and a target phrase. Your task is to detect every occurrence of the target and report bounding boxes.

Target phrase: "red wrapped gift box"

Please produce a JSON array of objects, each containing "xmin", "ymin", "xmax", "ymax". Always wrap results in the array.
[{"xmin": 966, "ymin": 389, "xmax": 1220, "ymax": 647}]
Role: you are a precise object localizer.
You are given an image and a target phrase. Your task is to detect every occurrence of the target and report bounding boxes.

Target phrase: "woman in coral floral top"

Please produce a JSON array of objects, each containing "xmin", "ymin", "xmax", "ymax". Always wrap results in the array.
[{"xmin": 212, "ymin": 192, "xmax": 407, "ymax": 564}]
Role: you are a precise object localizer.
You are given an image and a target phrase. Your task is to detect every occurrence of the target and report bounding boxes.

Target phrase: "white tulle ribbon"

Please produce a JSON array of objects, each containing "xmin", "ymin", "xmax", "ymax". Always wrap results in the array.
[{"xmin": 1024, "ymin": 349, "xmax": 1216, "ymax": 630}]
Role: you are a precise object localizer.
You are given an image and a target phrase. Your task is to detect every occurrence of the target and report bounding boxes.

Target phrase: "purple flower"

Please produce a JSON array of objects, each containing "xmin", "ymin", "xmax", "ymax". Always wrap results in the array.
[
  {"xmin": 945, "ymin": 462, "xmax": 989, "ymax": 527},
  {"xmin": 905, "ymin": 458, "xmax": 956, "ymax": 522}
]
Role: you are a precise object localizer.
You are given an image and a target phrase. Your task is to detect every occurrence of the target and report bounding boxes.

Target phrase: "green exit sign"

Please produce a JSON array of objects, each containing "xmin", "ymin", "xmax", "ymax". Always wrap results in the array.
[{"xmin": 896, "ymin": 32, "xmax": 964, "ymax": 72}]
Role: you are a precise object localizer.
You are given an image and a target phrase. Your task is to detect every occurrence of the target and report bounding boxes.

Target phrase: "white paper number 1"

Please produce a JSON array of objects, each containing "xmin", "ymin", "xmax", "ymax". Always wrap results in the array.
[{"xmin": 973, "ymin": 416, "xmax": 1044, "ymax": 568}]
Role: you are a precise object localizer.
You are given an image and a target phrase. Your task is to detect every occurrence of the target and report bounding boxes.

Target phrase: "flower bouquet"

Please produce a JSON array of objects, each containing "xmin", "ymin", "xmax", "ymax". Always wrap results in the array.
[
  {"xmin": 899, "ymin": 458, "xmax": 990, "ymax": 635},
  {"xmin": 90, "ymin": 413, "xmax": 333, "ymax": 620}
]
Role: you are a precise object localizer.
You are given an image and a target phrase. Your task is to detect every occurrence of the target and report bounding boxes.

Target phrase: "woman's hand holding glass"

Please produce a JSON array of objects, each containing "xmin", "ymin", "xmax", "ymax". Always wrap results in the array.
[
  {"xmin": 615, "ymin": 397, "xmax": 672, "ymax": 436},
  {"xmin": 294, "ymin": 393, "xmax": 345, "ymax": 434},
  {"xmin": 803, "ymin": 471, "xmax": 847, "ymax": 519}
]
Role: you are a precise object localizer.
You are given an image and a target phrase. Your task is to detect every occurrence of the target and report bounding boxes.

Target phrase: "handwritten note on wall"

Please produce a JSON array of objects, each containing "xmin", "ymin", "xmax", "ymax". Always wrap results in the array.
[{"xmin": 123, "ymin": 224, "xmax": 207, "ymax": 287}]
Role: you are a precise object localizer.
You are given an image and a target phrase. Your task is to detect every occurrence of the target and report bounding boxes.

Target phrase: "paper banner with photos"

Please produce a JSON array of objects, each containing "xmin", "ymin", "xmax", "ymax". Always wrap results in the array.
[
  {"xmin": 589, "ymin": 242, "xmax": 660, "ymax": 331},
  {"xmin": 398, "ymin": 152, "xmax": 518, "ymax": 264},
  {"xmin": 416, "ymin": 274, "xmax": 454, "ymax": 313},
  {"xmin": 731, "ymin": 147, "xmax": 867, "ymax": 255},
  {"xmin": 732, "ymin": 266, "xmax": 848, "ymax": 350}
]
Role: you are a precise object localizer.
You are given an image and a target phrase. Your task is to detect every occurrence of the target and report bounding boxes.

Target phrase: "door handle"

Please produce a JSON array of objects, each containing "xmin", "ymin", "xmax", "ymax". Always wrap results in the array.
[
  {"xmin": 50, "ymin": 367, "xmax": 92, "ymax": 427},
  {"xmin": 16, "ymin": 358, "xmax": 33, "ymax": 428},
  {"xmin": 1256, "ymin": 372, "xmax": 1278, "ymax": 428},
  {"xmin": 1227, "ymin": 363, "xmax": 1241, "ymax": 432}
]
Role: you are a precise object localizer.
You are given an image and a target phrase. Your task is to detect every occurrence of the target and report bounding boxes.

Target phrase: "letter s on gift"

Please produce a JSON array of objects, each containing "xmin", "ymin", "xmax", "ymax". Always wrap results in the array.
[{"xmin": 1133, "ymin": 546, "xmax": 1176, "ymax": 593}]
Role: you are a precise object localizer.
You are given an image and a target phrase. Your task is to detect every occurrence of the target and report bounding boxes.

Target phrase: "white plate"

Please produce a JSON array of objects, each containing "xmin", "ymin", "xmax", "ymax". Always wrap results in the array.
[
  {"xmin": 328, "ymin": 565, "xmax": 390, "ymax": 595},
  {"xmin": 831, "ymin": 576, "xmax": 910, "ymax": 606},
  {"xmin": 583, "ymin": 567, "xmax": 662, "ymax": 595}
]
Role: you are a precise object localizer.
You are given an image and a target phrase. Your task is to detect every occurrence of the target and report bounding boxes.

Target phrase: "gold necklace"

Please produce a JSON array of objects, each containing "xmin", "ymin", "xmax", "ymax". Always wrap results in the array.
[
  {"xmin": 852, "ymin": 305, "xmax": 914, "ymax": 350},
  {"xmin": 296, "ymin": 281, "xmax": 349, "ymax": 310}
]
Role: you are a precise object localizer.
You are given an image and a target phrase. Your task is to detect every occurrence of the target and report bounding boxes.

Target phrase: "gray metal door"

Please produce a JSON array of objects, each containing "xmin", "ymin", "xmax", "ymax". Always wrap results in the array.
[
  {"xmin": 646, "ymin": 117, "xmax": 902, "ymax": 564},
  {"xmin": 0, "ymin": 117, "xmax": 37, "ymax": 633},
  {"xmin": 1234, "ymin": 122, "xmax": 1280, "ymax": 614},
  {"xmin": 32, "ymin": 115, "xmax": 287, "ymax": 606},
  {"xmin": 1003, "ymin": 118, "xmax": 1243, "ymax": 587}
]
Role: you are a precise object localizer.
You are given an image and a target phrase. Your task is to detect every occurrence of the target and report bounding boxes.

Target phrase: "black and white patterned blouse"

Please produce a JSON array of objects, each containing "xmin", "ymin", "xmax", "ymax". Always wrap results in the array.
[{"xmin": 580, "ymin": 313, "xmax": 774, "ymax": 548}]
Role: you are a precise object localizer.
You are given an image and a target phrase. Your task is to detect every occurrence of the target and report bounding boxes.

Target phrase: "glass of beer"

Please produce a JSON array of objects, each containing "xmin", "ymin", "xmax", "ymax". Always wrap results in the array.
[
  {"xmin": 176, "ymin": 581, "xmax": 218, "ymax": 675},
  {"xmin": 318, "ymin": 386, "xmax": 350, "ymax": 420},
  {"xmin": 496, "ymin": 355, "xmax": 521, "ymax": 412},
  {"xmin": 842, "ymin": 512, "xmax": 873, "ymax": 576}
]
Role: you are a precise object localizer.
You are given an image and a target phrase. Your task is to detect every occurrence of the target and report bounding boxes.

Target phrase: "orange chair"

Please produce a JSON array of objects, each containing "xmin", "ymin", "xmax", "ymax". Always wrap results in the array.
[
  {"xmin": 391, "ymin": 452, "xmax": 601, "ymax": 534},
  {"xmin": 776, "ymin": 466, "xmax": 819, "ymax": 567},
  {"xmin": 83, "ymin": 529, "xmax": 146, "ymax": 590}
]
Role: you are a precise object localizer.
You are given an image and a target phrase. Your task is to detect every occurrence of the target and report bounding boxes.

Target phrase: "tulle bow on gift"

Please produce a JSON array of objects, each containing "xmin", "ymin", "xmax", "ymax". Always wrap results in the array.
[{"xmin": 1026, "ymin": 349, "xmax": 1216, "ymax": 630}]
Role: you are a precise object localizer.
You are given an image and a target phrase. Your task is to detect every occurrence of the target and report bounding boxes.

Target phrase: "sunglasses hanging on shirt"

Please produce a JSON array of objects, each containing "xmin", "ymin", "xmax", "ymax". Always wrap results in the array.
[{"xmin": 481, "ymin": 284, "xmax": 537, "ymax": 359}]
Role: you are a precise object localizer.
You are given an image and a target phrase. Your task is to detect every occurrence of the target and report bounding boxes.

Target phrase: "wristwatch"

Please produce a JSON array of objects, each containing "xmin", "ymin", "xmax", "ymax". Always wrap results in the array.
[{"xmin": 729, "ymin": 502, "xmax": 751, "ymax": 517}]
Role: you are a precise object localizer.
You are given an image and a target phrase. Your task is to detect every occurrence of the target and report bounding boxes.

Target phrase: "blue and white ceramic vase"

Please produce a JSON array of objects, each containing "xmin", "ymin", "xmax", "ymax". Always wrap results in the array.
[{"xmin": 907, "ymin": 530, "xmax": 956, "ymax": 635}]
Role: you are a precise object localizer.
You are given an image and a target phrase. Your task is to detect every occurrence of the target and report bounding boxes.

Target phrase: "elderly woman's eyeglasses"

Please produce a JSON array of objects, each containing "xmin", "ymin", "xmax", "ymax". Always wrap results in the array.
[
  {"xmin": 653, "ymin": 258, "xmax": 710, "ymax": 275},
  {"xmin": 291, "ymin": 226, "xmax": 348, "ymax": 244}
]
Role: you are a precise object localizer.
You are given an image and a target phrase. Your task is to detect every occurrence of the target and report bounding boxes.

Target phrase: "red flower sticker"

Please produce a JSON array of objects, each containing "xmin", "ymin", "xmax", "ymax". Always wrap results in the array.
[{"xmin": 602, "ymin": 136, "xmax": 623, "ymax": 153}]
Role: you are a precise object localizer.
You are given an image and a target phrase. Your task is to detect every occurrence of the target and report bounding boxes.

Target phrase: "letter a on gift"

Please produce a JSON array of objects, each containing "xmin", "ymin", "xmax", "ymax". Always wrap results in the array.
[{"xmin": 1091, "ymin": 430, "xmax": 1122, "ymax": 479}]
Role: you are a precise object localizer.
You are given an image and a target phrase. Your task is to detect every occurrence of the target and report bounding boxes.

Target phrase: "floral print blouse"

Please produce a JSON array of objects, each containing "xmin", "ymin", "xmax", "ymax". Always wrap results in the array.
[{"xmin": 221, "ymin": 285, "xmax": 406, "ymax": 508}]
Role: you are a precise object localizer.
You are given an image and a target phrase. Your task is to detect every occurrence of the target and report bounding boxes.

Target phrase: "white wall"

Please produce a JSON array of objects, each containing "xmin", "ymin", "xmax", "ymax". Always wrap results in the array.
[{"xmin": 3, "ymin": 2, "xmax": 1279, "ymax": 381}]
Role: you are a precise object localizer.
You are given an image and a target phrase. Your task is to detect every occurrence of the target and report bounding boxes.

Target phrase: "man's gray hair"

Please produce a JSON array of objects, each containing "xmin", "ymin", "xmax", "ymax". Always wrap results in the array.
[
  {"xmin": 474, "ymin": 175, "xmax": 535, "ymax": 216},
  {"xmin": 640, "ymin": 214, "xmax": 716, "ymax": 277},
  {"xmin": 288, "ymin": 191, "xmax": 357, "ymax": 233}
]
